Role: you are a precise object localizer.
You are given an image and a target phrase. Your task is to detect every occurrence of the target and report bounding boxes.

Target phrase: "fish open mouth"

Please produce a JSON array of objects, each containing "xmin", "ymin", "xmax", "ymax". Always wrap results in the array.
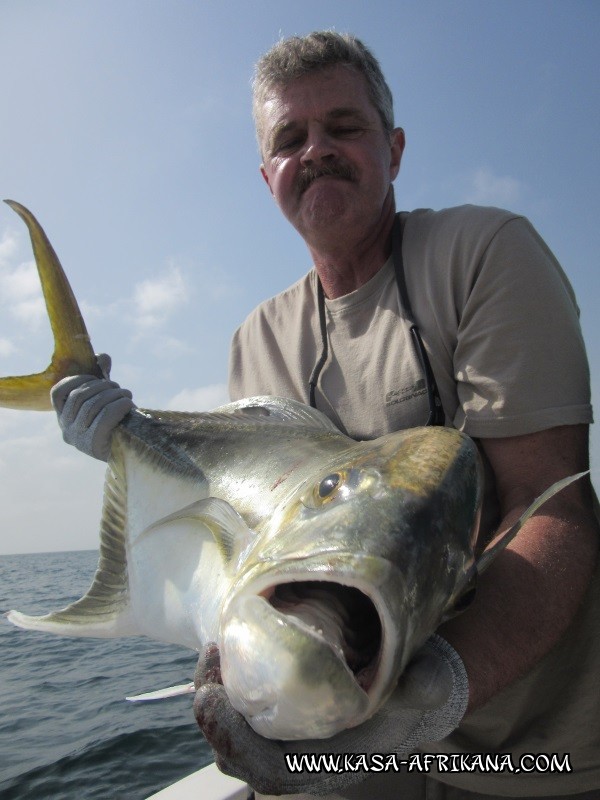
[{"xmin": 266, "ymin": 581, "xmax": 382, "ymax": 692}]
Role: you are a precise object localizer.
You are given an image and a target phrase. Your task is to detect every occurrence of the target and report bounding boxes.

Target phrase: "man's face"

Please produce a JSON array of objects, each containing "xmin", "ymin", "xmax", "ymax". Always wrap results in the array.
[{"xmin": 258, "ymin": 65, "xmax": 404, "ymax": 249}]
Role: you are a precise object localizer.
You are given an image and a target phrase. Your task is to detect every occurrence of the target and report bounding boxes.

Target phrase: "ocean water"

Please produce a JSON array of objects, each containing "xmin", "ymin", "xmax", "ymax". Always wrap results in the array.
[{"xmin": 0, "ymin": 550, "xmax": 213, "ymax": 799}]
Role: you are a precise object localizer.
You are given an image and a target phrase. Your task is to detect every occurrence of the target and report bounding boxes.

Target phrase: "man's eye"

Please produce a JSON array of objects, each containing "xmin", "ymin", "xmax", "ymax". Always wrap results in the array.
[
  {"xmin": 274, "ymin": 136, "xmax": 303, "ymax": 154},
  {"xmin": 332, "ymin": 126, "xmax": 362, "ymax": 138}
]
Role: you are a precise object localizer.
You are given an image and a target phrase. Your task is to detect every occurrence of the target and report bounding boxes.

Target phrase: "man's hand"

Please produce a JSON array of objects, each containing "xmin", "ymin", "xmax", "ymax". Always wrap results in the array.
[
  {"xmin": 51, "ymin": 354, "xmax": 135, "ymax": 461},
  {"xmin": 194, "ymin": 636, "xmax": 468, "ymax": 796}
]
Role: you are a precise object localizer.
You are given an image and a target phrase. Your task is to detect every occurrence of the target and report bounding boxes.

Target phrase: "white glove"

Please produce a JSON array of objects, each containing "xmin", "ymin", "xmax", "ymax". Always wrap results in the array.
[
  {"xmin": 194, "ymin": 635, "xmax": 468, "ymax": 796},
  {"xmin": 51, "ymin": 354, "xmax": 135, "ymax": 461}
]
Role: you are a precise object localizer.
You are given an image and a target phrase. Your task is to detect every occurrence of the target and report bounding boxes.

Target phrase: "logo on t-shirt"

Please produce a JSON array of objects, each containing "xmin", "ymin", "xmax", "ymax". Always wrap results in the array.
[{"xmin": 385, "ymin": 379, "xmax": 427, "ymax": 407}]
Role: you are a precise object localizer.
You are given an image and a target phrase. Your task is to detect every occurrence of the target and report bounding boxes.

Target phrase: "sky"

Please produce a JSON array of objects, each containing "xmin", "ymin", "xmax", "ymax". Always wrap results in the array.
[{"xmin": 0, "ymin": 0, "xmax": 599, "ymax": 554}]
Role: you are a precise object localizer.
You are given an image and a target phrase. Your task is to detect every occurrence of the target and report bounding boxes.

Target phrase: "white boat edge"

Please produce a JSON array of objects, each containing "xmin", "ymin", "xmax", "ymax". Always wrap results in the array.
[{"xmin": 145, "ymin": 761, "xmax": 252, "ymax": 799}]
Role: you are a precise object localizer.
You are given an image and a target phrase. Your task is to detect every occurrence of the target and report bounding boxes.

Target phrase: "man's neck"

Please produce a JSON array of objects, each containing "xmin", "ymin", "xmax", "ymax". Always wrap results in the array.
[{"xmin": 308, "ymin": 200, "xmax": 396, "ymax": 299}]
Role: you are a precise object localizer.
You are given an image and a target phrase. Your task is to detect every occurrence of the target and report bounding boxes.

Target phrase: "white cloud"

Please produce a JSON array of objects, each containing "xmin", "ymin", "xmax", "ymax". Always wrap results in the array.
[
  {"xmin": 0, "ymin": 337, "xmax": 16, "ymax": 356},
  {"xmin": 167, "ymin": 383, "xmax": 229, "ymax": 411},
  {"xmin": 79, "ymin": 298, "xmax": 118, "ymax": 320},
  {"xmin": 0, "ymin": 230, "xmax": 19, "ymax": 266},
  {"xmin": 0, "ymin": 250, "xmax": 47, "ymax": 328},
  {"xmin": 10, "ymin": 295, "xmax": 47, "ymax": 327},
  {"xmin": 149, "ymin": 335, "xmax": 194, "ymax": 359},
  {"xmin": 133, "ymin": 263, "xmax": 188, "ymax": 331},
  {"xmin": 1, "ymin": 259, "xmax": 39, "ymax": 299},
  {"xmin": 0, "ymin": 247, "xmax": 47, "ymax": 329},
  {"xmin": 464, "ymin": 167, "xmax": 524, "ymax": 207}
]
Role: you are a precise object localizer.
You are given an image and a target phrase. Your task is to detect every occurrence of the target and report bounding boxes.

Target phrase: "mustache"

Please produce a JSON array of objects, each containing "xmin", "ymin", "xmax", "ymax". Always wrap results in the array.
[{"xmin": 296, "ymin": 162, "xmax": 357, "ymax": 195}]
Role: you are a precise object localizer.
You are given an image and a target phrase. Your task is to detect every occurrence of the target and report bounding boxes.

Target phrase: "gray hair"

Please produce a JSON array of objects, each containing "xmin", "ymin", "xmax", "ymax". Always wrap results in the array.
[{"xmin": 253, "ymin": 31, "xmax": 394, "ymax": 146}]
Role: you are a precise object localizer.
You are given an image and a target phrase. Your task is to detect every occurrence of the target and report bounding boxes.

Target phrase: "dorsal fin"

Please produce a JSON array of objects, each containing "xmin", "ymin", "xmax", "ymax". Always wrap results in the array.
[{"xmin": 198, "ymin": 396, "xmax": 343, "ymax": 434}]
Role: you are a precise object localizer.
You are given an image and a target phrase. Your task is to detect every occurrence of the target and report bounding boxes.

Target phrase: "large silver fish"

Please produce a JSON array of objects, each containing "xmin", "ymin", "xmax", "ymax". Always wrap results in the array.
[{"xmin": 1, "ymin": 201, "xmax": 582, "ymax": 741}]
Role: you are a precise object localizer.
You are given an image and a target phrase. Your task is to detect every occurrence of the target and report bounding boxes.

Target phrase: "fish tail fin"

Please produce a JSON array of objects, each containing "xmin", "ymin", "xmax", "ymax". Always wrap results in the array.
[
  {"xmin": 0, "ymin": 200, "xmax": 100, "ymax": 411},
  {"xmin": 6, "ymin": 441, "xmax": 135, "ymax": 638},
  {"xmin": 476, "ymin": 471, "xmax": 589, "ymax": 575}
]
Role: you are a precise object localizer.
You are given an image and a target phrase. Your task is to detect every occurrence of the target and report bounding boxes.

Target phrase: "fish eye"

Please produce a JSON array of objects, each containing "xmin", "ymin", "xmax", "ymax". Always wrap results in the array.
[
  {"xmin": 301, "ymin": 467, "xmax": 382, "ymax": 512},
  {"xmin": 318, "ymin": 473, "xmax": 341, "ymax": 498},
  {"xmin": 300, "ymin": 471, "xmax": 347, "ymax": 511}
]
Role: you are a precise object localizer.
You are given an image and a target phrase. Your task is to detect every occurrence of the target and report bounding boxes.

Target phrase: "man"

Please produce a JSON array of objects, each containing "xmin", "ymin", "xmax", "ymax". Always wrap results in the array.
[{"xmin": 53, "ymin": 32, "xmax": 600, "ymax": 800}]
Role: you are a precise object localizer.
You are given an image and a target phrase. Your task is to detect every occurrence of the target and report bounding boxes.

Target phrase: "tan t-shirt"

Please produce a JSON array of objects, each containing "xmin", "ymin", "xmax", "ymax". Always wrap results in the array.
[
  {"xmin": 228, "ymin": 205, "xmax": 599, "ymax": 795},
  {"xmin": 230, "ymin": 205, "xmax": 591, "ymax": 440}
]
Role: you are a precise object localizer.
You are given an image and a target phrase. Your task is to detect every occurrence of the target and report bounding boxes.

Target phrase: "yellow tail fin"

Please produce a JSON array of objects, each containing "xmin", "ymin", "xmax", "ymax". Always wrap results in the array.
[{"xmin": 0, "ymin": 200, "xmax": 99, "ymax": 410}]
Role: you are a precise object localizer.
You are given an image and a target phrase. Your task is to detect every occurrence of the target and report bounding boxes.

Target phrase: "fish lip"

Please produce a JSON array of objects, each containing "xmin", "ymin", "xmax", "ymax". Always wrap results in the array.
[
  {"xmin": 220, "ymin": 588, "xmax": 374, "ymax": 739},
  {"xmin": 266, "ymin": 580, "xmax": 383, "ymax": 693}
]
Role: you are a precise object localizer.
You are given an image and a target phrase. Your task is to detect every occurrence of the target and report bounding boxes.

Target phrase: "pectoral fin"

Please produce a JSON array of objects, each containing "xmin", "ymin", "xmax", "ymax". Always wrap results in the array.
[
  {"xmin": 143, "ymin": 496, "xmax": 255, "ymax": 570},
  {"xmin": 0, "ymin": 200, "xmax": 99, "ymax": 410},
  {"xmin": 126, "ymin": 682, "xmax": 195, "ymax": 702}
]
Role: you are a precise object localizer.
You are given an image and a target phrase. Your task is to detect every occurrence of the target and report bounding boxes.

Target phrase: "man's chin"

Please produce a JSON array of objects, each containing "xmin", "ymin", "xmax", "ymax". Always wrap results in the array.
[
  {"xmin": 301, "ymin": 182, "xmax": 356, "ymax": 218},
  {"xmin": 295, "ymin": 206, "xmax": 360, "ymax": 245}
]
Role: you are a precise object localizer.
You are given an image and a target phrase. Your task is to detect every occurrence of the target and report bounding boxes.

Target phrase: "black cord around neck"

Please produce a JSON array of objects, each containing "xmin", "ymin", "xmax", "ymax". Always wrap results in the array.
[
  {"xmin": 308, "ymin": 215, "xmax": 445, "ymax": 426},
  {"xmin": 308, "ymin": 278, "xmax": 328, "ymax": 409}
]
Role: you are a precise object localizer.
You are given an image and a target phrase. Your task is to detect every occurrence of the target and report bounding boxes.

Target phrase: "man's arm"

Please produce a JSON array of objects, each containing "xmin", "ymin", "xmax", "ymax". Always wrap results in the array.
[{"xmin": 439, "ymin": 423, "xmax": 599, "ymax": 713}]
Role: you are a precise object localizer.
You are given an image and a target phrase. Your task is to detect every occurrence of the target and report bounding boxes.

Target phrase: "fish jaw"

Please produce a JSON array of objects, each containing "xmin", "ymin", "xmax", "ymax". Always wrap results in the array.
[
  {"xmin": 219, "ymin": 554, "xmax": 407, "ymax": 741},
  {"xmin": 220, "ymin": 593, "xmax": 369, "ymax": 740},
  {"xmin": 218, "ymin": 552, "xmax": 455, "ymax": 741}
]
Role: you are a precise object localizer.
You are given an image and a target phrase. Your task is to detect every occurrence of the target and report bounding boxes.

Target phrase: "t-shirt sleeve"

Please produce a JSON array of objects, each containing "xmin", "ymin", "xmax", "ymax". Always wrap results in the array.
[
  {"xmin": 452, "ymin": 216, "xmax": 592, "ymax": 437},
  {"xmin": 228, "ymin": 273, "xmax": 319, "ymax": 405}
]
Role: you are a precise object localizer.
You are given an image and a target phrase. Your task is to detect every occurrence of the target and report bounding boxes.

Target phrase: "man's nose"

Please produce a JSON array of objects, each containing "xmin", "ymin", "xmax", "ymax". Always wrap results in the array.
[{"xmin": 300, "ymin": 128, "xmax": 338, "ymax": 166}]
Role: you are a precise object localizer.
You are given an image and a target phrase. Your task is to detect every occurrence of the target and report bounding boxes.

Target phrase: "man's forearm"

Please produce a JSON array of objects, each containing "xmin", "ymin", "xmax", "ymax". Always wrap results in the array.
[{"xmin": 439, "ymin": 501, "xmax": 599, "ymax": 713}]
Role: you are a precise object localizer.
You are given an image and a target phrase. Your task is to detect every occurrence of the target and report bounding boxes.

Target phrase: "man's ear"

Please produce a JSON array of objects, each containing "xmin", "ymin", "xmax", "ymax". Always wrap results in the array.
[
  {"xmin": 260, "ymin": 164, "xmax": 273, "ymax": 195},
  {"xmin": 389, "ymin": 127, "xmax": 406, "ymax": 182}
]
